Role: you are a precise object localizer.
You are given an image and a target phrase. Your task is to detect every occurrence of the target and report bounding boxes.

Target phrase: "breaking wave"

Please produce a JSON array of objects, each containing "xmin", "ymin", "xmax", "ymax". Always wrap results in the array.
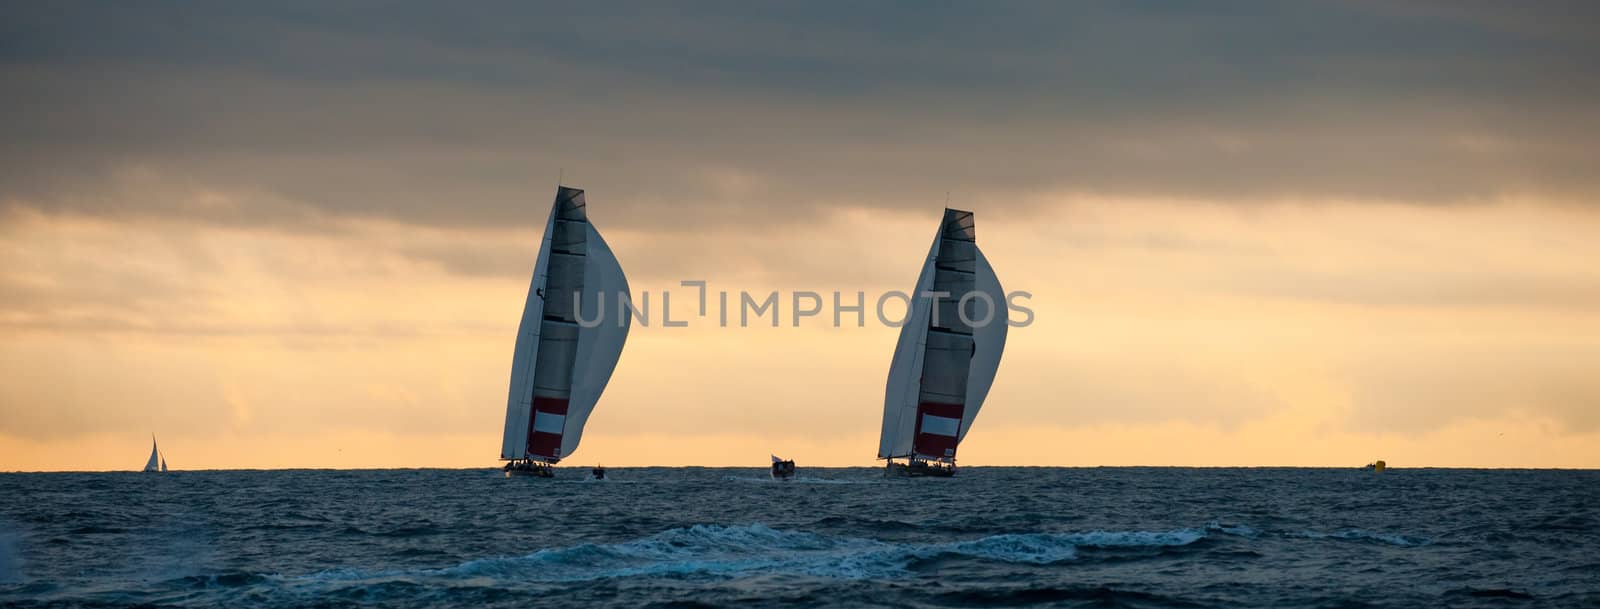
[{"xmin": 1205, "ymin": 522, "xmax": 1263, "ymax": 538}]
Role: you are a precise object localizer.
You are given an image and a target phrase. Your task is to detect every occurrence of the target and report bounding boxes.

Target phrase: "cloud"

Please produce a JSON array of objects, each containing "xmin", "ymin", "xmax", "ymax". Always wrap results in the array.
[{"xmin": 2, "ymin": 1, "xmax": 1598, "ymax": 233}]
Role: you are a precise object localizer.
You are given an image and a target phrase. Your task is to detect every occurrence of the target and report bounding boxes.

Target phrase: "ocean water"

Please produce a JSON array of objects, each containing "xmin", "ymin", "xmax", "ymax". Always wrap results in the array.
[{"xmin": 1, "ymin": 467, "xmax": 1596, "ymax": 608}]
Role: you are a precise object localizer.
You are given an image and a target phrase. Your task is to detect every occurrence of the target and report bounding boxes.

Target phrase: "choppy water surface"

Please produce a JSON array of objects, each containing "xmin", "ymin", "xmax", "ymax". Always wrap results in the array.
[{"xmin": 1, "ymin": 467, "xmax": 1596, "ymax": 608}]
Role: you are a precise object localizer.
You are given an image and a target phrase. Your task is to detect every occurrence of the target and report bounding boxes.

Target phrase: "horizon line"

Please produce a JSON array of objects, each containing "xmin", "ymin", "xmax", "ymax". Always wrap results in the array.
[{"xmin": 7, "ymin": 465, "xmax": 1599, "ymax": 474}]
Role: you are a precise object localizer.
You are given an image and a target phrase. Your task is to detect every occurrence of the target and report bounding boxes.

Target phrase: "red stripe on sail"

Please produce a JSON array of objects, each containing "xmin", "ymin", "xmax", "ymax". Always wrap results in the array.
[
  {"xmin": 528, "ymin": 431, "xmax": 562, "ymax": 459},
  {"xmin": 914, "ymin": 432, "xmax": 958, "ymax": 458},
  {"xmin": 525, "ymin": 396, "xmax": 570, "ymax": 461},
  {"xmin": 912, "ymin": 400, "xmax": 964, "ymax": 458},
  {"xmin": 917, "ymin": 401, "xmax": 963, "ymax": 420},
  {"xmin": 533, "ymin": 396, "xmax": 570, "ymax": 415}
]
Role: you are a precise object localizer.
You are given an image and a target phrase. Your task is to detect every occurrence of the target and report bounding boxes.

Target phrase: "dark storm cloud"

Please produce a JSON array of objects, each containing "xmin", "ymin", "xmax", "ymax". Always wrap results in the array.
[{"xmin": 2, "ymin": 1, "xmax": 1598, "ymax": 231}]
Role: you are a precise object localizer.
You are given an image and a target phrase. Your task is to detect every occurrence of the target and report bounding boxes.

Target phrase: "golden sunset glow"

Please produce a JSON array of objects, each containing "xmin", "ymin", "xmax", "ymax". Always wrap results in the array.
[
  {"xmin": 4, "ymin": 197, "xmax": 1598, "ymax": 469},
  {"xmin": 3, "ymin": 4, "xmax": 1598, "ymax": 470}
]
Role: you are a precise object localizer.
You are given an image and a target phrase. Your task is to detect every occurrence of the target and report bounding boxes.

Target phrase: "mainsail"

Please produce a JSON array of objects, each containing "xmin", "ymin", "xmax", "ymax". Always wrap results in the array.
[
  {"xmin": 500, "ymin": 186, "xmax": 631, "ymax": 463},
  {"xmin": 879, "ymin": 209, "xmax": 1008, "ymax": 461},
  {"xmin": 142, "ymin": 435, "xmax": 161, "ymax": 472}
]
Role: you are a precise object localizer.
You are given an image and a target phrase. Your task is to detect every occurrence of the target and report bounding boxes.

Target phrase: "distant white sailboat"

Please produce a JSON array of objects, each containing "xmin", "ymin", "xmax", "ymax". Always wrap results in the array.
[
  {"xmin": 879, "ymin": 208, "xmax": 1008, "ymax": 477},
  {"xmin": 142, "ymin": 435, "xmax": 166, "ymax": 473},
  {"xmin": 500, "ymin": 185, "xmax": 631, "ymax": 477}
]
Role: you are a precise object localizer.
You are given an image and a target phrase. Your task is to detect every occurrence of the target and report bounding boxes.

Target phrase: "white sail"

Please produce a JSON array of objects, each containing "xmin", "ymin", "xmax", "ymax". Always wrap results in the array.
[
  {"xmin": 878, "ymin": 231, "xmax": 940, "ymax": 459},
  {"xmin": 960, "ymin": 248, "xmax": 1008, "ymax": 442},
  {"xmin": 500, "ymin": 186, "xmax": 629, "ymax": 463},
  {"xmin": 879, "ymin": 209, "xmax": 1005, "ymax": 460},
  {"xmin": 559, "ymin": 221, "xmax": 631, "ymax": 458},
  {"xmin": 500, "ymin": 201, "xmax": 558, "ymax": 460},
  {"xmin": 142, "ymin": 436, "xmax": 160, "ymax": 472}
]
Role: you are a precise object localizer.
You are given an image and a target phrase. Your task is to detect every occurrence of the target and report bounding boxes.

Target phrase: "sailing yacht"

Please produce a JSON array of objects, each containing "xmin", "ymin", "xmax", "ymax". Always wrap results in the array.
[
  {"xmin": 878, "ymin": 209, "xmax": 1008, "ymax": 477},
  {"xmin": 142, "ymin": 435, "xmax": 167, "ymax": 473},
  {"xmin": 500, "ymin": 185, "xmax": 631, "ymax": 478}
]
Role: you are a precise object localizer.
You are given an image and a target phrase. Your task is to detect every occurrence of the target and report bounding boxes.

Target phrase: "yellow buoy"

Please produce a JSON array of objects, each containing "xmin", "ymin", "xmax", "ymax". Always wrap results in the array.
[{"xmin": 1373, "ymin": 460, "xmax": 1386, "ymax": 473}]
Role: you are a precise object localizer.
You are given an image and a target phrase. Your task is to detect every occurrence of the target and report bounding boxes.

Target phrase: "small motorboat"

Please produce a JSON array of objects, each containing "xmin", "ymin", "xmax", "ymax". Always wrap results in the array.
[
  {"xmin": 592, "ymin": 465, "xmax": 606, "ymax": 480},
  {"xmin": 770, "ymin": 455, "xmax": 796, "ymax": 480}
]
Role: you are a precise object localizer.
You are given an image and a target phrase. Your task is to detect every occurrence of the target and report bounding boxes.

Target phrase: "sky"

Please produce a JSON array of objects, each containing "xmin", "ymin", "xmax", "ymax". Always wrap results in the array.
[{"xmin": 2, "ymin": 1, "xmax": 1599, "ymax": 470}]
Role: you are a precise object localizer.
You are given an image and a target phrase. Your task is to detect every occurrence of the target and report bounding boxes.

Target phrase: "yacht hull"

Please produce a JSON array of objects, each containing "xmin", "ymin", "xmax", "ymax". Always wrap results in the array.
[{"xmin": 885, "ymin": 459, "xmax": 956, "ymax": 478}]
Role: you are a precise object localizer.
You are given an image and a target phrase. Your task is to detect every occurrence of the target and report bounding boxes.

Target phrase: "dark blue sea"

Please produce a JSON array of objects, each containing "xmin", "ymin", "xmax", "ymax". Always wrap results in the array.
[{"xmin": 1, "ymin": 468, "xmax": 1596, "ymax": 608}]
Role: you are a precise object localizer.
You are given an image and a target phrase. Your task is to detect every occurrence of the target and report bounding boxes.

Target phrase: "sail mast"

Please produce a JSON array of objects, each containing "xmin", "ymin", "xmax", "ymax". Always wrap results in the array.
[
  {"xmin": 909, "ymin": 209, "xmax": 977, "ymax": 461},
  {"xmin": 501, "ymin": 189, "xmax": 563, "ymax": 461}
]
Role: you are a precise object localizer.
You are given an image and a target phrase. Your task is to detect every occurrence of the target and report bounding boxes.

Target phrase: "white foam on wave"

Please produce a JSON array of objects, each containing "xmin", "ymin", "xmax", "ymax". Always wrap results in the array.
[
  {"xmin": 937, "ymin": 533, "xmax": 1080, "ymax": 563},
  {"xmin": 279, "ymin": 523, "xmax": 1220, "ymax": 592},
  {"xmin": 437, "ymin": 524, "xmax": 906, "ymax": 581},
  {"xmin": 1056, "ymin": 529, "xmax": 1207, "ymax": 548},
  {"xmin": 932, "ymin": 528, "xmax": 1206, "ymax": 564},
  {"xmin": 1205, "ymin": 522, "xmax": 1263, "ymax": 538},
  {"xmin": 335, "ymin": 524, "xmax": 1205, "ymax": 585}
]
